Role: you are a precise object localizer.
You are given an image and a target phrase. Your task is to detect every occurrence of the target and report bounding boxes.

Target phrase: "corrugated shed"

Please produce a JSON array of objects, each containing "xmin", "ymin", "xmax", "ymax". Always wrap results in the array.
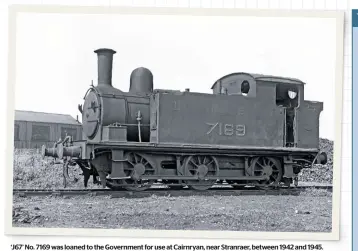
[{"xmin": 15, "ymin": 110, "xmax": 80, "ymax": 125}]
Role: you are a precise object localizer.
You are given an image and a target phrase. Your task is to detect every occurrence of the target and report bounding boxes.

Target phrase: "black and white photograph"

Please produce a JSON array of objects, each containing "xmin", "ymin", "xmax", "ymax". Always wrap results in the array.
[{"xmin": 6, "ymin": 6, "xmax": 344, "ymax": 240}]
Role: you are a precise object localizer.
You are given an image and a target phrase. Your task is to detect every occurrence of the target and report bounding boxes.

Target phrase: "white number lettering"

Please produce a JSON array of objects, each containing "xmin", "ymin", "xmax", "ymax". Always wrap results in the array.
[{"xmin": 206, "ymin": 122, "xmax": 246, "ymax": 136}]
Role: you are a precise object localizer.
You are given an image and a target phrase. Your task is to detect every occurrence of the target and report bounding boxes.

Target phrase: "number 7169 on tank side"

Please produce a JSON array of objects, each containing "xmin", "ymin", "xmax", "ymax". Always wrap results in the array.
[{"xmin": 42, "ymin": 48, "xmax": 328, "ymax": 191}]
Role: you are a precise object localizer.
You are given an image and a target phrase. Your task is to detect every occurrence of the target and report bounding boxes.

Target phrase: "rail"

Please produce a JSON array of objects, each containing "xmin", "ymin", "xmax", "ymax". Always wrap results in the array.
[{"xmin": 13, "ymin": 185, "xmax": 332, "ymax": 198}]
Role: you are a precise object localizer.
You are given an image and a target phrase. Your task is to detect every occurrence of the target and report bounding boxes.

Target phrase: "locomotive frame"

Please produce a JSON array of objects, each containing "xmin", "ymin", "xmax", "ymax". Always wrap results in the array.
[{"xmin": 42, "ymin": 48, "xmax": 328, "ymax": 191}]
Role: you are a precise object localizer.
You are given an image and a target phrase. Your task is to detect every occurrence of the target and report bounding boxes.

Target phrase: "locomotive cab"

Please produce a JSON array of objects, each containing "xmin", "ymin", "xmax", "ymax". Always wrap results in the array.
[
  {"xmin": 211, "ymin": 73, "xmax": 322, "ymax": 150},
  {"xmin": 275, "ymin": 81, "xmax": 303, "ymax": 148}
]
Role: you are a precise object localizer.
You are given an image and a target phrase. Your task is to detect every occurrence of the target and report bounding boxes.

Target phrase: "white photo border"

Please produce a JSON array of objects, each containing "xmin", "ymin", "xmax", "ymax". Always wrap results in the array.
[{"xmin": 5, "ymin": 5, "xmax": 345, "ymax": 241}]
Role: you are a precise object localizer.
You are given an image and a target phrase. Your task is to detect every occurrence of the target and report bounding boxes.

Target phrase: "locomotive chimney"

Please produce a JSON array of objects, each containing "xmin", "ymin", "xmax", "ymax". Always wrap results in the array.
[{"xmin": 94, "ymin": 48, "xmax": 116, "ymax": 87}]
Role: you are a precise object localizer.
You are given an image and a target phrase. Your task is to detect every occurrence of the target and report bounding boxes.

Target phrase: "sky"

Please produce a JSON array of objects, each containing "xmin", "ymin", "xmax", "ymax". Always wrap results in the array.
[{"xmin": 14, "ymin": 12, "xmax": 337, "ymax": 140}]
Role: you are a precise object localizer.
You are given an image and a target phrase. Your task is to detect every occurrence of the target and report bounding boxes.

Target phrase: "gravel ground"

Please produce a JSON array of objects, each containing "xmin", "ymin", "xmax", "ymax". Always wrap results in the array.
[
  {"xmin": 12, "ymin": 191, "xmax": 332, "ymax": 232},
  {"xmin": 298, "ymin": 138, "xmax": 334, "ymax": 184}
]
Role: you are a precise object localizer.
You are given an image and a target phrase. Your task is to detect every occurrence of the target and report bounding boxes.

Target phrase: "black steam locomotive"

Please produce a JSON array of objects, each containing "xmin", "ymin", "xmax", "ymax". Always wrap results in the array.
[{"xmin": 42, "ymin": 48, "xmax": 327, "ymax": 191}]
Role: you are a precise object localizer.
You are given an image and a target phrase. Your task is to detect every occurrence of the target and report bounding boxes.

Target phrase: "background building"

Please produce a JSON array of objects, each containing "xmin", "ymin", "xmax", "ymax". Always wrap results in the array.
[{"xmin": 14, "ymin": 110, "xmax": 82, "ymax": 149}]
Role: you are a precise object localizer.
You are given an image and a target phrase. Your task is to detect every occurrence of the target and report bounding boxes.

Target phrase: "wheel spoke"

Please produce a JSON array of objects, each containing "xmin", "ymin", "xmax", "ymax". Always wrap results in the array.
[
  {"xmin": 127, "ymin": 161, "xmax": 135, "ymax": 166},
  {"xmin": 197, "ymin": 156, "xmax": 202, "ymax": 165},
  {"xmin": 259, "ymin": 158, "xmax": 264, "ymax": 166},
  {"xmin": 134, "ymin": 154, "xmax": 139, "ymax": 163},
  {"xmin": 189, "ymin": 170, "xmax": 196, "ymax": 175},
  {"xmin": 265, "ymin": 158, "xmax": 270, "ymax": 166},
  {"xmin": 197, "ymin": 156, "xmax": 203, "ymax": 165},
  {"xmin": 190, "ymin": 159, "xmax": 199, "ymax": 167},
  {"xmin": 206, "ymin": 160, "xmax": 214, "ymax": 166},
  {"xmin": 257, "ymin": 162, "xmax": 265, "ymax": 169}
]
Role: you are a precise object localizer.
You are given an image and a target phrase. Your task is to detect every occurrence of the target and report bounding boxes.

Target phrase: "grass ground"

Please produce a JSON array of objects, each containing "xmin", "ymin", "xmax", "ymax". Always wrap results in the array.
[{"xmin": 13, "ymin": 148, "xmax": 98, "ymax": 189}]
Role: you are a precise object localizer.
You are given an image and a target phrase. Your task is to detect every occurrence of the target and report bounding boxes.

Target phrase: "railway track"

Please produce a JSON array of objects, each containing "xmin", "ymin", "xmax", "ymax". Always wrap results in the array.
[{"xmin": 13, "ymin": 184, "xmax": 332, "ymax": 198}]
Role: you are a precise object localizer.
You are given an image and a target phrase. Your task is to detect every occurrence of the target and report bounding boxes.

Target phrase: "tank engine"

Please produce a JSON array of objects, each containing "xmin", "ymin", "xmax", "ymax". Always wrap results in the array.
[{"xmin": 42, "ymin": 48, "xmax": 328, "ymax": 191}]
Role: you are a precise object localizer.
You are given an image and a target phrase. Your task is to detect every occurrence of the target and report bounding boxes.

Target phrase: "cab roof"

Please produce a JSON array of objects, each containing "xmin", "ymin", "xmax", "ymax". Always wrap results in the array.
[{"xmin": 211, "ymin": 72, "xmax": 305, "ymax": 89}]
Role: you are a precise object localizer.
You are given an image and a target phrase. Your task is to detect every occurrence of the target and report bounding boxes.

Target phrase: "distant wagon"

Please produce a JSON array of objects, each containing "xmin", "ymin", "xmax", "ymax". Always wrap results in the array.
[{"xmin": 14, "ymin": 110, "xmax": 82, "ymax": 149}]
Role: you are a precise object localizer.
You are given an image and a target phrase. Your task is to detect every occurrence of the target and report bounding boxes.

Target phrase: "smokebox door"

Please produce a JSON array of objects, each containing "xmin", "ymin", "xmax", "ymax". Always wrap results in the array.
[{"xmin": 82, "ymin": 91, "xmax": 101, "ymax": 138}]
